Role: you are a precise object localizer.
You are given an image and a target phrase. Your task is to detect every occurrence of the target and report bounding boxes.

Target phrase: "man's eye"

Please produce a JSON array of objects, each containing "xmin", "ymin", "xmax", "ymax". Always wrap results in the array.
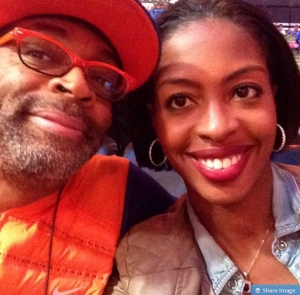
[
  {"xmin": 21, "ymin": 43, "xmax": 57, "ymax": 66},
  {"xmin": 93, "ymin": 75, "xmax": 117, "ymax": 91},
  {"xmin": 88, "ymin": 66, "xmax": 122, "ymax": 92},
  {"xmin": 25, "ymin": 49, "xmax": 51, "ymax": 61}
]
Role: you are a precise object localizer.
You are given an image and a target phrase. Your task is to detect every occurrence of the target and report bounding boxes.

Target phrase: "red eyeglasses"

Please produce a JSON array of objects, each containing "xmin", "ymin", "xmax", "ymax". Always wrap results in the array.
[{"xmin": 0, "ymin": 27, "xmax": 136, "ymax": 101}]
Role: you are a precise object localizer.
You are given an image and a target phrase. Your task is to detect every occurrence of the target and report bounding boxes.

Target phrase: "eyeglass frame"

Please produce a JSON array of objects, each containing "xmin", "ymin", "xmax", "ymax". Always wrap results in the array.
[{"xmin": 0, "ymin": 27, "xmax": 136, "ymax": 101}]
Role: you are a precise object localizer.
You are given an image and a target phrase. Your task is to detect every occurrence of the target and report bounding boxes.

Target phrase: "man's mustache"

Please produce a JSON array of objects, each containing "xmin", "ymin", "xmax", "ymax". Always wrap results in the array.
[{"xmin": 11, "ymin": 93, "xmax": 99, "ymax": 129}]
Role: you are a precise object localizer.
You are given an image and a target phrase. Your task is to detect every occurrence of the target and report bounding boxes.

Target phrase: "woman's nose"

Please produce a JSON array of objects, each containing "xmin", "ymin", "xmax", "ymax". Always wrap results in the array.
[
  {"xmin": 48, "ymin": 67, "xmax": 96, "ymax": 106},
  {"xmin": 196, "ymin": 101, "xmax": 239, "ymax": 142}
]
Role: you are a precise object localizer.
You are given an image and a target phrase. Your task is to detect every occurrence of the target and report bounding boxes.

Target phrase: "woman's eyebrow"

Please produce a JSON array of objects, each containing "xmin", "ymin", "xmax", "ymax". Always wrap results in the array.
[
  {"xmin": 223, "ymin": 65, "xmax": 268, "ymax": 83},
  {"xmin": 157, "ymin": 77, "xmax": 201, "ymax": 88},
  {"xmin": 156, "ymin": 65, "xmax": 268, "ymax": 89}
]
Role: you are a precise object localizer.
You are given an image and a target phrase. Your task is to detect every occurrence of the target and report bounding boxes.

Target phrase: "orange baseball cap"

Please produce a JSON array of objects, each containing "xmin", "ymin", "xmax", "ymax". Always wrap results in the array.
[{"xmin": 0, "ymin": 0, "xmax": 160, "ymax": 89}]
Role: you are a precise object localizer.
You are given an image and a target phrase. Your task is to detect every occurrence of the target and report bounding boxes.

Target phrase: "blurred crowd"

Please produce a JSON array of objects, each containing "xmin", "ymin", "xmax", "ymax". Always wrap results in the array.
[{"xmin": 277, "ymin": 23, "xmax": 300, "ymax": 52}]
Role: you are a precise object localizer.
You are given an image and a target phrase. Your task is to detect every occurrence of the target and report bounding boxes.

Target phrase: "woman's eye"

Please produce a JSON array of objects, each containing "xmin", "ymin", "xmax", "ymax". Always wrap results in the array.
[
  {"xmin": 233, "ymin": 84, "xmax": 262, "ymax": 100},
  {"xmin": 166, "ymin": 94, "xmax": 192, "ymax": 109}
]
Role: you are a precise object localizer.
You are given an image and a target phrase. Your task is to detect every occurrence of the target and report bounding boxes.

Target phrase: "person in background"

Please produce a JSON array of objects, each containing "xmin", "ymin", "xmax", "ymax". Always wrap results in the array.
[
  {"xmin": 0, "ymin": 0, "xmax": 175, "ymax": 294},
  {"xmin": 277, "ymin": 23, "xmax": 286, "ymax": 35},
  {"xmin": 105, "ymin": 0, "xmax": 300, "ymax": 294},
  {"xmin": 296, "ymin": 29, "xmax": 300, "ymax": 45},
  {"xmin": 288, "ymin": 24, "xmax": 299, "ymax": 36}
]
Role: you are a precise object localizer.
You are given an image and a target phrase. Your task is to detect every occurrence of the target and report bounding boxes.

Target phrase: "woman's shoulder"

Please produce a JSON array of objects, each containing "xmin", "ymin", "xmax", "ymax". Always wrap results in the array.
[
  {"xmin": 115, "ymin": 196, "xmax": 203, "ymax": 275},
  {"xmin": 126, "ymin": 196, "xmax": 189, "ymax": 236},
  {"xmin": 274, "ymin": 162, "xmax": 300, "ymax": 190},
  {"xmin": 275, "ymin": 162, "xmax": 300, "ymax": 178}
]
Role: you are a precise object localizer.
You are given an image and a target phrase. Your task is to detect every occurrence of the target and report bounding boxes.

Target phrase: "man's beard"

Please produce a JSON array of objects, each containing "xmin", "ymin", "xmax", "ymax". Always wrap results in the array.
[{"xmin": 0, "ymin": 93, "xmax": 106, "ymax": 184}]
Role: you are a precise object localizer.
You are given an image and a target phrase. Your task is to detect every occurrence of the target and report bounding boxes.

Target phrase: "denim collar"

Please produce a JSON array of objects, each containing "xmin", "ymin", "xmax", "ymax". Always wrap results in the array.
[{"xmin": 187, "ymin": 163, "xmax": 300, "ymax": 294}]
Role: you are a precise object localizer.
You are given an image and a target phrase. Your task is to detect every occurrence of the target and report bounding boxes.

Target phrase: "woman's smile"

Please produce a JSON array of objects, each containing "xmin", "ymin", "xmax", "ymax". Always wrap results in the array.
[
  {"xmin": 153, "ymin": 18, "xmax": 277, "ymax": 204},
  {"xmin": 188, "ymin": 149, "xmax": 248, "ymax": 182}
]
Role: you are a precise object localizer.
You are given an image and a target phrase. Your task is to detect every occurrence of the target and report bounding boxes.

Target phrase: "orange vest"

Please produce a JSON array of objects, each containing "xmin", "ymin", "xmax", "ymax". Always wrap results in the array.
[{"xmin": 0, "ymin": 155, "xmax": 128, "ymax": 295}]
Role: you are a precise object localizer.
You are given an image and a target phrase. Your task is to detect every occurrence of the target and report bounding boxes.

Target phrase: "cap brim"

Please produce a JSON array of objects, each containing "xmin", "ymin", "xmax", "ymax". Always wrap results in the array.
[{"xmin": 0, "ymin": 0, "xmax": 160, "ymax": 89}]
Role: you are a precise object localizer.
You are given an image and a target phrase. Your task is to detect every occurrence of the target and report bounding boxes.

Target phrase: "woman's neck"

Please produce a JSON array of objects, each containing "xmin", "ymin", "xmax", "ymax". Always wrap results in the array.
[{"xmin": 189, "ymin": 165, "xmax": 274, "ymax": 244}]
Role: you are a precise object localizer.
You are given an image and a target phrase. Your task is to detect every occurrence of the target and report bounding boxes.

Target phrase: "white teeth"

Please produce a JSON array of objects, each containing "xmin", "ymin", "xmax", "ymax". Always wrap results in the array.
[
  {"xmin": 232, "ymin": 156, "xmax": 238, "ymax": 165},
  {"xmin": 222, "ymin": 157, "xmax": 232, "ymax": 169},
  {"xmin": 213, "ymin": 159, "xmax": 222, "ymax": 170},
  {"xmin": 206, "ymin": 159, "xmax": 214, "ymax": 168},
  {"xmin": 201, "ymin": 155, "xmax": 241, "ymax": 170}
]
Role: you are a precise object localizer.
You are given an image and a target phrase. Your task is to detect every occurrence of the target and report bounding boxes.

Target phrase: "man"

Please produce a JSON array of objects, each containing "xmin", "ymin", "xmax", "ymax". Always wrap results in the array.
[{"xmin": 0, "ymin": 0, "xmax": 175, "ymax": 294}]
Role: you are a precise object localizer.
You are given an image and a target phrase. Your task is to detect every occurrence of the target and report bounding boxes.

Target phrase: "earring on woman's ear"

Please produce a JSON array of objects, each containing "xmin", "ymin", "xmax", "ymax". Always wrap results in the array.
[
  {"xmin": 273, "ymin": 124, "xmax": 286, "ymax": 152},
  {"xmin": 149, "ymin": 139, "xmax": 167, "ymax": 167}
]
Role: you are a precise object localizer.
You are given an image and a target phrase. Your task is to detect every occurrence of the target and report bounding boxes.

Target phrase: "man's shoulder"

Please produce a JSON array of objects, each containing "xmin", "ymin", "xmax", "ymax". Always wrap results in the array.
[
  {"xmin": 72, "ymin": 155, "xmax": 175, "ymax": 236},
  {"xmin": 64, "ymin": 155, "xmax": 130, "ymax": 219},
  {"xmin": 72, "ymin": 155, "xmax": 130, "ymax": 190},
  {"xmin": 85, "ymin": 154, "xmax": 129, "ymax": 170}
]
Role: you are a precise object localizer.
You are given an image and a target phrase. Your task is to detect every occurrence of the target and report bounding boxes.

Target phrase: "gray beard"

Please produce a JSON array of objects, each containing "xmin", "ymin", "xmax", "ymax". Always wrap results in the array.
[{"xmin": 0, "ymin": 93, "xmax": 105, "ymax": 185}]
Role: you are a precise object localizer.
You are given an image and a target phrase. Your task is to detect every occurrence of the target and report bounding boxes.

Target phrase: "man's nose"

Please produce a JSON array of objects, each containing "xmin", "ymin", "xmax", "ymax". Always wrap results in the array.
[{"xmin": 48, "ymin": 67, "xmax": 96, "ymax": 106}]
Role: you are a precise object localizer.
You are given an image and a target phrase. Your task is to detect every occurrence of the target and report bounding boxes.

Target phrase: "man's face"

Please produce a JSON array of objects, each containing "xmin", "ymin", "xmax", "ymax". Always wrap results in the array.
[{"xmin": 0, "ymin": 16, "xmax": 117, "ymax": 183}]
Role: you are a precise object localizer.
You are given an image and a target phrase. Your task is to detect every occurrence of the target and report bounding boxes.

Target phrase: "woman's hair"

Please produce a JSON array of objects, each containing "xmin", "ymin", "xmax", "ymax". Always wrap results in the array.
[{"xmin": 128, "ymin": 0, "xmax": 300, "ymax": 171}]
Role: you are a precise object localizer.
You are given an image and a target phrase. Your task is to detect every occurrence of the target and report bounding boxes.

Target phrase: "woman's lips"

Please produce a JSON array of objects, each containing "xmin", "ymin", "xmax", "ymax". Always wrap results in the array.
[
  {"xmin": 29, "ymin": 110, "xmax": 86, "ymax": 139},
  {"xmin": 188, "ymin": 146, "xmax": 250, "ymax": 182}
]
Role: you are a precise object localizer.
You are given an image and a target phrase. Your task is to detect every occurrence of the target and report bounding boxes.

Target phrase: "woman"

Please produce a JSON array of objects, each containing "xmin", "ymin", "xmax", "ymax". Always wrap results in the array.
[{"xmin": 105, "ymin": 0, "xmax": 300, "ymax": 294}]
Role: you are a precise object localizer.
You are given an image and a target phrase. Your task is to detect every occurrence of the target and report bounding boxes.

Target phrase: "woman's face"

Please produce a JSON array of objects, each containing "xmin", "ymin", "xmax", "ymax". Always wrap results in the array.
[{"xmin": 153, "ymin": 18, "xmax": 277, "ymax": 205}]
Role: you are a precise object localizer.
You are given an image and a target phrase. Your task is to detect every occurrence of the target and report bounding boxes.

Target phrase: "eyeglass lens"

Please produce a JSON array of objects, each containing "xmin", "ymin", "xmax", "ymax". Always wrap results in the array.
[{"xmin": 19, "ymin": 36, "xmax": 127, "ymax": 101}]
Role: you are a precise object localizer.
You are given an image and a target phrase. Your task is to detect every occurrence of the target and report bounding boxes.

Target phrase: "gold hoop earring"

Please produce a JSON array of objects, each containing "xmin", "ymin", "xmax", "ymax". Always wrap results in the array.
[
  {"xmin": 273, "ymin": 124, "xmax": 286, "ymax": 153},
  {"xmin": 148, "ymin": 139, "xmax": 167, "ymax": 167}
]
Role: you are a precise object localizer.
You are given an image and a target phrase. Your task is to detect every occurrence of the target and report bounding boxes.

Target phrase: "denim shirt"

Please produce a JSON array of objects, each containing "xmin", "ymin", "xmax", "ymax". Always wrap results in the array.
[{"xmin": 187, "ymin": 163, "xmax": 300, "ymax": 295}]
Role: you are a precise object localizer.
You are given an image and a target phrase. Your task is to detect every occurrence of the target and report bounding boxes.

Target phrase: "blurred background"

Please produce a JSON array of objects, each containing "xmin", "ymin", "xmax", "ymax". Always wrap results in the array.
[
  {"xmin": 140, "ymin": 0, "xmax": 300, "ymax": 69},
  {"xmin": 141, "ymin": 0, "xmax": 300, "ymax": 23}
]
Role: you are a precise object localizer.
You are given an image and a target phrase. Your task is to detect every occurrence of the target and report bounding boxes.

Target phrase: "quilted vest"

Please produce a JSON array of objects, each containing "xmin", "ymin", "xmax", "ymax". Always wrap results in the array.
[{"xmin": 0, "ymin": 155, "xmax": 128, "ymax": 295}]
